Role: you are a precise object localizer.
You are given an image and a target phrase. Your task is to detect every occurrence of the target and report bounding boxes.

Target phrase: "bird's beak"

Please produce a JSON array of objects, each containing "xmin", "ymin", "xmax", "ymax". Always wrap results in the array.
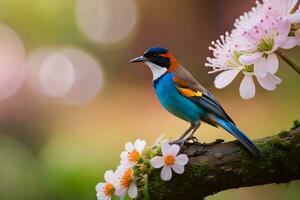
[{"xmin": 129, "ymin": 56, "xmax": 147, "ymax": 63}]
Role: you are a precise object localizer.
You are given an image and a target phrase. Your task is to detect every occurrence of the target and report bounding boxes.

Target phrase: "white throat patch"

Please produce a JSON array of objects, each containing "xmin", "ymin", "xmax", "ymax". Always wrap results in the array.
[{"xmin": 145, "ymin": 61, "xmax": 167, "ymax": 80}]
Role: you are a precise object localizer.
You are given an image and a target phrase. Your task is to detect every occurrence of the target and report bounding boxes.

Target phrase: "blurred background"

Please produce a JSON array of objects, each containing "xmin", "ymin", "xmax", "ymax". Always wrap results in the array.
[{"xmin": 0, "ymin": 0, "xmax": 299, "ymax": 199}]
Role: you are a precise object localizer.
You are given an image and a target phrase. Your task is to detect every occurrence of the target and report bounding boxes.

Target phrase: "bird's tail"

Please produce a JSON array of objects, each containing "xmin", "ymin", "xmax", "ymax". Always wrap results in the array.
[{"xmin": 215, "ymin": 116, "xmax": 261, "ymax": 156}]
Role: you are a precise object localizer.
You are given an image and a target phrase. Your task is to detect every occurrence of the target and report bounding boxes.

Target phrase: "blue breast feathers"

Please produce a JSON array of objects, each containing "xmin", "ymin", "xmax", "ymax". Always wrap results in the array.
[{"xmin": 153, "ymin": 73, "xmax": 206, "ymax": 123}]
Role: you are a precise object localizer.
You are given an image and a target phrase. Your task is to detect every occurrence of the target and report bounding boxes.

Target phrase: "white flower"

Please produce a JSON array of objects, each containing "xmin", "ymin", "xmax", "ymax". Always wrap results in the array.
[
  {"xmin": 206, "ymin": 1, "xmax": 287, "ymax": 99},
  {"xmin": 282, "ymin": 29, "xmax": 300, "ymax": 49},
  {"xmin": 215, "ymin": 70, "xmax": 281, "ymax": 99},
  {"xmin": 253, "ymin": 53, "xmax": 279, "ymax": 77},
  {"xmin": 120, "ymin": 139, "xmax": 146, "ymax": 168},
  {"xmin": 114, "ymin": 166, "xmax": 138, "ymax": 199},
  {"xmin": 263, "ymin": 0, "xmax": 300, "ymax": 49},
  {"xmin": 205, "ymin": 32, "xmax": 244, "ymax": 74},
  {"xmin": 239, "ymin": 72, "xmax": 256, "ymax": 99},
  {"xmin": 263, "ymin": 0, "xmax": 300, "ymax": 23},
  {"xmin": 232, "ymin": 3, "xmax": 290, "ymax": 77},
  {"xmin": 150, "ymin": 142, "xmax": 188, "ymax": 181},
  {"xmin": 239, "ymin": 72, "xmax": 281, "ymax": 99},
  {"xmin": 95, "ymin": 170, "xmax": 115, "ymax": 200},
  {"xmin": 256, "ymin": 73, "xmax": 282, "ymax": 91},
  {"xmin": 214, "ymin": 68, "xmax": 241, "ymax": 89}
]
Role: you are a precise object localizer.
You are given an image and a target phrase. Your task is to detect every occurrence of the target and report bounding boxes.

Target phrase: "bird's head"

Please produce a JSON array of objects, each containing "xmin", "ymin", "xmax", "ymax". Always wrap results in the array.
[{"xmin": 129, "ymin": 47, "xmax": 180, "ymax": 80}]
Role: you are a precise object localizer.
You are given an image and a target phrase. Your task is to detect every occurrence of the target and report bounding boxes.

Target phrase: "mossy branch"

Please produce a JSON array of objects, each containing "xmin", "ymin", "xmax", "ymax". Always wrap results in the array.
[{"xmin": 137, "ymin": 121, "xmax": 300, "ymax": 200}]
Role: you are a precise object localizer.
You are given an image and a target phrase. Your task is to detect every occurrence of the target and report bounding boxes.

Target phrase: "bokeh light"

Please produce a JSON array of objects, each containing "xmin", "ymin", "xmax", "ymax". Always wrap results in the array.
[
  {"xmin": 76, "ymin": 0, "xmax": 138, "ymax": 45},
  {"xmin": 25, "ymin": 48, "xmax": 57, "ymax": 95},
  {"xmin": 0, "ymin": 23, "xmax": 25, "ymax": 100},
  {"xmin": 60, "ymin": 48, "xmax": 103, "ymax": 105},
  {"xmin": 39, "ymin": 53, "xmax": 74, "ymax": 98},
  {"xmin": 25, "ymin": 47, "xmax": 103, "ymax": 104}
]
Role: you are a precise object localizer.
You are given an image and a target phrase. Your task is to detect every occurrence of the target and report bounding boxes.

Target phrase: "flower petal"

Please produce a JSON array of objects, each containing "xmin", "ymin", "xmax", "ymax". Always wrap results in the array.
[
  {"xmin": 161, "ymin": 166, "xmax": 172, "ymax": 181},
  {"xmin": 171, "ymin": 164, "xmax": 185, "ymax": 174},
  {"xmin": 254, "ymin": 57, "xmax": 268, "ymax": 78},
  {"xmin": 104, "ymin": 170, "xmax": 114, "ymax": 183},
  {"xmin": 266, "ymin": 54, "xmax": 279, "ymax": 74},
  {"xmin": 134, "ymin": 139, "xmax": 146, "ymax": 154},
  {"xmin": 95, "ymin": 183, "xmax": 105, "ymax": 192},
  {"xmin": 239, "ymin": 52, "xmax": 263, "ymax": 65},
  {"xmin": 170, "ymin": 144, "xmax": 180, "ymax": 156},
  {"xmin": 120, "ymin": 151, "xmax": 128, "ymax": 160},
  {"xmin": 128, "ymin": 182, "xmax": 138, "ymax": 198},
  {"xmin": 120, "ymin": 160, "xmax": 135, "ymax": 168},
  {"xmin": 125, "ymin": 142, "xmax": 134, "ymax": 152},
  {"xmin": 114, "ymin": 165, "xmax": 127, "ymax": 180},
  {"xmin": 275, "ymin": 20, "xmax": 290, "ymax": 47},
  {"xmin": 214, "ymin": 69, "xmax": 240, "ymax": 89},
  {"xmin": 239, "ymin": 74, "xmax": 255, "ymax": 100},
  {"xmin": 270, "ymin": 74, "xmax": 282, "ymax": 85},
  {"xmin": 175, "ymin": 154, "xmax": 188, "ymax": 166},
  {"xmin": 150, "ymin": 156, "xmax": 164, "ymax": 168},
  {"xmin": 281, "ymin": 37, "xmax": 298, "ymax": 49},
  {"xmin": 257, "ymin": 73, "xmax": 281, "ymax": 91},
  {"xmin": 96, "ymin": 192, "xmax": 108, "ymax": 200},
  {"xmin": 256, "ymin": 74, "xmax": 276, "ymax": 91},
  {"xmin": 115, "ymin": 187, "xmax": 126, "ymax": 197},
  {"xmin": 161, "ymin": 142, "xmax": 171, "ymax": 155},
  {"xmin": 287, "ymin": 13, "xmax": 300, "ymax": 24}
]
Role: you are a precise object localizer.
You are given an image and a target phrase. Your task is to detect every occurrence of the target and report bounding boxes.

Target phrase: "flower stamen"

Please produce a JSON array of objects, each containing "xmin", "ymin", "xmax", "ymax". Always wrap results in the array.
[
  {"xmin": 128, "ymin": 150, "xmax": 140, "ymax": 162},
  {"xmin": 120, "ymin": 169, "xmax": 133, "ymax": 187},
  {"xmin": 164, "ymin": 155, "xmax": 175, "ymax": 166},
  {"xmin": 103, "ymin": 183, "xmax": 114, "ymax": 196}
]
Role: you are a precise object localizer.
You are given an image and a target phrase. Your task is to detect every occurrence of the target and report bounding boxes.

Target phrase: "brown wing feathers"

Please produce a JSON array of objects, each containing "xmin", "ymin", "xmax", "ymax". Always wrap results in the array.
[{"xmin": 172, "ymin": 66, "xmax": 235, "ymax": 124}]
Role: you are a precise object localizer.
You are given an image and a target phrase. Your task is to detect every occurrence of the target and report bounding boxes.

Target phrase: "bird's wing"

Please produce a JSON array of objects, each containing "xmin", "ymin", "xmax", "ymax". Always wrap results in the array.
[{"xmin": 172, "ymin": 66, "xmax": 235, "ymax": 125}]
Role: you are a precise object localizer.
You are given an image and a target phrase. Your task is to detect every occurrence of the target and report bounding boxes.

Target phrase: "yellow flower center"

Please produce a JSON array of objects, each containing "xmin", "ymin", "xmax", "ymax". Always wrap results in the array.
[
  {"xmin": 120, "ymin": 169, "xmax": 133, "ymax": 187},
  {"xmin": 103, "ymin": 183, "xmax": 113, "ymax": 196},
  {"xmin": 164, "ymin": 155, "xmax": 175, "ymax": 166},
  {"xmin": 128, "ymin": 150, "xmax": 140, "ymax": 162}
]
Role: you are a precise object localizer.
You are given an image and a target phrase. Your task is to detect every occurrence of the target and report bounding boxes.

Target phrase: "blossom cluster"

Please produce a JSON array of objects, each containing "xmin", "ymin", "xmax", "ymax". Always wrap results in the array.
[
  {"xmin": 205, "ymin": 0, "xmax": 300, "ymax": 99},
  {"xmin": 95, "ymin": 139, "xmax": 189, "ymax": 200}
]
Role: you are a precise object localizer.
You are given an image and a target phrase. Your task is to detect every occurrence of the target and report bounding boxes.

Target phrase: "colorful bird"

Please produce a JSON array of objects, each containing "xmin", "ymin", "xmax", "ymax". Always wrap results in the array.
[{"xmin": 130, "ymin": 47, "xmax": 261, "ymax": 156}]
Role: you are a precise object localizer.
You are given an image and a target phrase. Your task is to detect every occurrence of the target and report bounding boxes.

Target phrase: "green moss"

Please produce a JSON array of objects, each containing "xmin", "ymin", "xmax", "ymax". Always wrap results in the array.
[
  {"xmin": 234, "ymin": 122, "xmax": 300, "ymax": 180},
  {"xmin": 292, "ymin": 120, "xmax": 300, "ymax": 130},
  {"xmin": 138, "ymin": 120, "xmax": 300, "ymax": 199},
  {"xmin": 145, "ymin": 169, "xmax": 170, "ymax": 199},
  {"xmin": 142, "ymin": 162, "xmax": 210, "ymax": 199},
  {"xmin": 234, "ymin": 168, "xmax": 248, "ymax": 176},
  {"xmin": 278, "ymin": 130, "xmax": 289, "ymax": 137},
  {"xmin": 190, "ymin": 162, "xmax": 209, "ymax": 178},
  {"xmin": 278, "ymin": 120, "xmax": 299, "ymax": 137}
]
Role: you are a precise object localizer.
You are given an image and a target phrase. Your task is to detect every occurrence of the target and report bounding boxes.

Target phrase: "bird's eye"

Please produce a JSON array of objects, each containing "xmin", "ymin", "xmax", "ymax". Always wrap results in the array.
[{"xmin": 153, "ymin": 54, "xmax": 158, "ymax": 58}]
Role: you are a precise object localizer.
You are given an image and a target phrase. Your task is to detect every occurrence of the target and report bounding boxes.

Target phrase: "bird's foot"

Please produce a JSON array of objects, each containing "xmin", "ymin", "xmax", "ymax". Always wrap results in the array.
[
  {"xmin": 170, "ymin": 137, "xmax": 201, "ymax": 147},
  {"xmin": 185, "ymin": 136, "xmax": 202, "ymax": 145},
  {"xmin": 169, "ymin": 139, "xmax": 186, "ymax": 147}
]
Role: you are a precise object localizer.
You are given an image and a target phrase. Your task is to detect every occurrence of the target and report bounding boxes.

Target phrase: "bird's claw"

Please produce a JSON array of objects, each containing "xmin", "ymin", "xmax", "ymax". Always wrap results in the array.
[
  {"xmin": 186, "ymin": 136, "xmax": 199, "ymax": 143},
  {"xmin": 169, "ymin": 139, "xmax": 186, "ymax": 147},
  {"xmin": 170, "ymin": 136, "xmax": 200, "ymax": 147}
]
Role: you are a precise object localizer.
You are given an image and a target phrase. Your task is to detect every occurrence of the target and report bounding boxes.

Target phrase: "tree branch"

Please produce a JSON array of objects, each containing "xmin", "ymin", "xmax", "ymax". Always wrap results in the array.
[{"xmin": 139, "ymin": 121, "xmax": 300, "ymax": 200}]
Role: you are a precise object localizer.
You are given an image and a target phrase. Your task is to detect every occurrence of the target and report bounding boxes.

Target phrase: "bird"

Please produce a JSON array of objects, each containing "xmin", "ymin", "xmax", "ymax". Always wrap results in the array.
[{"xmin": 129, "ymin": 47, "xmax": 261, "ymax": 156}]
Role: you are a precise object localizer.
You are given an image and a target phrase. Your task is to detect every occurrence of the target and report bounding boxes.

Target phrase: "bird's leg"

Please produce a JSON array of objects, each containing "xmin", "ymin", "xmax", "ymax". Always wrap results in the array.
[
  {"xmin": 178, "ymin": 123, "xmax": 195, "ymax": 140},
  {"xmin": 185, "ymin": 121, "xmax": 201, "ymax": 142},
  {"xmin": 170, "ymin": 124, "xmax": 194, "ymax": 146}
]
